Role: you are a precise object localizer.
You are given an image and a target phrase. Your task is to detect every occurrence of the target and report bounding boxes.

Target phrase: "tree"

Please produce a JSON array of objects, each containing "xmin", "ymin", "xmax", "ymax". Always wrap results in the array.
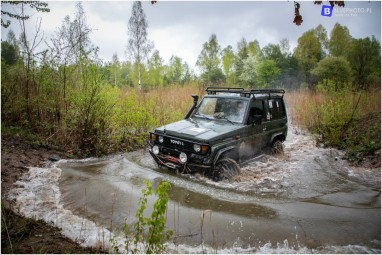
[
  {"xmin": 294, "ymin": 26, "xmax": 327, "ymax": 87},
  {"xmin": 1, "ymin": 30, "xmax": 21, "ymax": 110},
  {"xmin": 261, "ymin": 43, "xmax": 284, "ymax": 66},
  {"xmin": 311, "ymin": 56, "xmax": 352, "ymax": 90},
  {"xmin": 1, "ymin": 1, "xmax": 49, "ymax": 28},
  {"xmin": 127, "ymin": 1, "xmax": 152, "ymax": 90},
  {"xmin": 347, "ymin": 36, "xmax": 381, "ymax": 89},
  {"xmin": 239, "ymin": 54, "xmax": 257, "ymax": 86},
  {"xmin": 222, "ymin": 46, "xmax": 236, "ymax": 85},
  {"xmin": 314, "ymin": 24, "xmax": 329, "ymax": 56},
  {"xmin": 247, "ymin": 40, "xmax": 261, "ymax": 58},
  {"xmin": 256, "ymin": 59, "xmax": 281, "ymax": 88},
  {"xmin": 279, "ymin": 38, "xmax": 290, "ymax": 56},
  {"xmin": 147, "ymin": 50, "xmax": 164, "ymax": 88},
  {"xmin": 109, "ymin": 53, "xmax": 121, "ymax": 87},
  {"xmin": 48, "ymin": 2, "xmax": 95, "ymax": 110},
  {"xmin": 165, "ymin": 55, "xmax": 183, "ymax": 85},
  {"xmin": 1, "ymin": 30, "xmax": 19, "ymax": 66},
  {"xmin": 262, "ymin": 42, "xmax": 295, "ymax": 88},
  {"xmin": 329, "ymin": 23, "xmax": 352, "ymax": 57},
  {"xmin": 18, "ymin": 2, "xmax": 46, "ymax": 124},
  {"xmin": 196, "ymin": 34, "xmax": 224, "ymax": 85},
  {"xmin": 181, "ymin": 62, "xmax": 193, "ymax": 84},
  {"xmin": 235, "ymin": 38, "xmax": 249, "ymax": 85}
]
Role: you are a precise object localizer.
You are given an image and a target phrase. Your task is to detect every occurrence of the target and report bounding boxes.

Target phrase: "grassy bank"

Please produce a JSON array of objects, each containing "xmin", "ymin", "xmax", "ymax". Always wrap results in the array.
[
  {"xmin": 3, "ymin": 83, "xmax": 380, "ymax": 164},
  {"xmin": 2, "ymin": 84, "xmax": 203, "ymax": 157},
  {"xmin": 285, "ymin": 88, "xmax": 381, "ymax": 165}
]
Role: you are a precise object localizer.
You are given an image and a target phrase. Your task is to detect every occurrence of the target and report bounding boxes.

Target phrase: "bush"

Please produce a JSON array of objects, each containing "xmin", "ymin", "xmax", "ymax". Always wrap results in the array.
[{"xmin": 110, "ymin": 181, "xmax": 173, "ymax": 254}]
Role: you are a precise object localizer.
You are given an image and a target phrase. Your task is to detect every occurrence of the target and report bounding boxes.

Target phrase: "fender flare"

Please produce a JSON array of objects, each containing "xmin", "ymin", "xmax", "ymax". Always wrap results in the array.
[
  {"xmin": 270, "ymin": 132, "xmax": 285, "ymax": 144},
  {"xmin": 213, "ymin": 146, "xmax": 237, "ymax": 166}
]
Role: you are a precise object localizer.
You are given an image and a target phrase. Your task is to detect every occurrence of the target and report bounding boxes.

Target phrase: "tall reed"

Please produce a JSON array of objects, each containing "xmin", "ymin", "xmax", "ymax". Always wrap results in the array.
[{"xmin": 285, "ymin": 88, "xmax": 381, "ymax": 162}]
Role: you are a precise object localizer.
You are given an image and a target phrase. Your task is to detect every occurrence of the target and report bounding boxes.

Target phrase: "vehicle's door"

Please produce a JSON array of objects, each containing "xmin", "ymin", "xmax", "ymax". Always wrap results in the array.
[
  {"xmin": 240, "ymin": 99, "xmax": 266, "ymax": 160},
  {"xmin": 262, "ymin": 98, "xmax": 287, "ymax": 145}
]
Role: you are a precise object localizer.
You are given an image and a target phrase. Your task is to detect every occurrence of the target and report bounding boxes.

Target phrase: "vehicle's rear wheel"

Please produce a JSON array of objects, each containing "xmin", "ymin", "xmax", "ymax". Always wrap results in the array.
[
  {"xmin": 271, "ymin": 140, "xmax": 284, "ymax": 155},
  {"xmin": 212, "ymin": 158, "xmax": 241, "ymax": 182}
]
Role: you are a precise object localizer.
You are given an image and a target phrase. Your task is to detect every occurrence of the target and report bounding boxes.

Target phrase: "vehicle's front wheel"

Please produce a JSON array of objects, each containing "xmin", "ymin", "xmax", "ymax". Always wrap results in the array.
[{"xmin": 212, "ymin": 158, "xmax": 240, "ymax": 182}]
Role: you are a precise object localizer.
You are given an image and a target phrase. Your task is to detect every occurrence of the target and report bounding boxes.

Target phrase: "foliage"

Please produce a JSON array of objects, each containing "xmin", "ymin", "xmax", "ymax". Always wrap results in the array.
[
  {"xmin": 221, "ymin": 46, "xmax": 236, "ymax": 85},
  {"xmin": 1, "ymin": 1, "xmax": 50, "ymax": 28},
  {"xmin": 347, "ymin": 36, "xmax": 381, "ymax": 89},
  {"xmin": 110, "ymin": 181, "xmax": 173, "ymax": 254},
  {"xmin": 286, "ymin": 88, "xmax": 381, "ymax": 163},
  {"xmin": 294, "ymin": 26, "xmax": 326, "ymax": 85},
  {"xmin": 239, "ymin": 55, "xmax": 257, "ymax": 86},
  {"xmin": 1, "ymin": 0, "xmax": 379, "ymax": 158},
  {"xmin": 311, "ymin": 57, "xmax": 352, "ymax": 90},
  {"xmin": 239, "ymin": 55, "xmax": 280, "ymax": 88},
  {"xmin": 147, "ymin": 50, "xmax": 164, "ymax": 88},
  {"xmin": 256, "ymin": 59, "xmax": 281, "ymax": 88},
  {"xmin": 127, "ymin": 1, "xmax": 152, "ymax": 89},
  {"xmin": 1, "ymin": 31, "xmax": 19, "ymax": 65},
  {"xmin": 235, "ymin": 38, "xmax": 249, "ymax": 84},
  {"xmin": 196, "ymin": 34, "xmax": 225, "ymax": 85},
  {"xmin": 247, "ymin": 40, "xmax": 261, "ymax": 57},
  {"xmin": 145, "ymin": 181, "xmax": 172, "ymax": 253},
  {"xmin": 329, "ymin": 23, "xmax": 352, "ymax": 57}
]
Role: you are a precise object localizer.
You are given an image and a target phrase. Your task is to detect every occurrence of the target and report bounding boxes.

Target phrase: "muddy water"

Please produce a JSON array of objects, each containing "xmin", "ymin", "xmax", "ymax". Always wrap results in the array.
[{"xmin": 55, "ymin": 127, "xmax": 381, "ymax": 253}]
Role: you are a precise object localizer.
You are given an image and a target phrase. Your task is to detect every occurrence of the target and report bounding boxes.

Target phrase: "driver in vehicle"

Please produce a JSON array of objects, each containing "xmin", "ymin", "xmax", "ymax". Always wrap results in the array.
[{"xmin": 231, "ymin": 101, "xmax": 246, "ymax": 123}]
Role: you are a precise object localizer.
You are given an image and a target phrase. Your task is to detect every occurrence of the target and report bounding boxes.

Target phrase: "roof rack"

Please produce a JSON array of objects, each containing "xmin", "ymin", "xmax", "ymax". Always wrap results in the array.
[
  {"xmin": 242, "ymin": 89, "xmax": 285, "ymax": 98},
  {"xmin": 206, "ymin": 87, "xmax": 285, "ymax": 98},
  {"xmin": 206, "ymin": 87, "xmax": 244, "ymax": 95}
]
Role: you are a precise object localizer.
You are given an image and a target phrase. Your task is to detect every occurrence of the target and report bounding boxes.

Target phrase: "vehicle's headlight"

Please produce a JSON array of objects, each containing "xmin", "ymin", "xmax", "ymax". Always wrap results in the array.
[
  {"xmin": 152, "ymin": 145, "xmax": 159, "ymax": 155},
  {"xmin": 179, "ymin": 152, "xmax": 187, "ymax": 163},
  {"xmin": 193, "ymin": 144, "xmax": 201, "ymax": 152},
  {"xmin": 159, "ymin": 136, "xmax": 164, "ymax": 143}
]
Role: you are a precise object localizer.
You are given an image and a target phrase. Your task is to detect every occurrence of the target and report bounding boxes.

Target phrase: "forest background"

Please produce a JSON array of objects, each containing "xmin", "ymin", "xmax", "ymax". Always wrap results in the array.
[{"xmin": 1, "ymin": 1, "xmax": 380, "ymax": 163}]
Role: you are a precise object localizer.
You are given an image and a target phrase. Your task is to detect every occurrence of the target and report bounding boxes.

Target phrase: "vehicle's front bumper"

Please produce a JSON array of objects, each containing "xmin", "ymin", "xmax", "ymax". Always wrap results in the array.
[{"xmin": 149, "ymin": 149, "xmax": 213, "ymax": 173}]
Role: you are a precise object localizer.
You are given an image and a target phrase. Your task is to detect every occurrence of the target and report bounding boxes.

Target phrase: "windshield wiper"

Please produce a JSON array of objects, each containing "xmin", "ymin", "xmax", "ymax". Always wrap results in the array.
[
  {"xmin": 220, "ymin": 116, "xmax": 235, "ymax": 125},
  {"xmin": 213, "ymin": 112, "xmax": 235, "ymax": 125},
  {"xmin": 194, "ymin": 114, "xmax": 213, "ymax": 120}
]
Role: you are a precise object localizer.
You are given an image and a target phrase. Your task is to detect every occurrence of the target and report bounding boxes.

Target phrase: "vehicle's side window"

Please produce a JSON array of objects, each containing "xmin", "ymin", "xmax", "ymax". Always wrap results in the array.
[
  {"xmin": 246, "ymin": 100, "xmax": 265, "ymax": 125},
  {"xmin": 268, "ymin": 98, "xmax": 286, "ymax": 120}
]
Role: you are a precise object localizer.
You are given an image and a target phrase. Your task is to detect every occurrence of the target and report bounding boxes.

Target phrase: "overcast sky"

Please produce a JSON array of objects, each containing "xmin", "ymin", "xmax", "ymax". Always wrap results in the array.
[{"xmin": 1, "ymin": 1, "xmax": 381, "ymax": 70}]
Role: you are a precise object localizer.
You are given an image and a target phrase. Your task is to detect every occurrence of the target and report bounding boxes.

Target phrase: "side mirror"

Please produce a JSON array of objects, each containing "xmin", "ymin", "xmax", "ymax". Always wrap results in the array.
[{"xmin": 252, "ymin": 115, "xmax": 263, "ymax": 125}]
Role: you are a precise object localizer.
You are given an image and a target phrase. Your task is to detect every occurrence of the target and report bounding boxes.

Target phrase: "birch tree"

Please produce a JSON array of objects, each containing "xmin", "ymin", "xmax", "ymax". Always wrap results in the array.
[{"xmin": 127, "ymin": 1, "xmax": 152, "ymax": 90}]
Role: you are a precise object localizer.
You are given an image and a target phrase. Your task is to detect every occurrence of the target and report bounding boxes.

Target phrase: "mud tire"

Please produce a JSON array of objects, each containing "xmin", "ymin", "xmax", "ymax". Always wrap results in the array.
[
  {"xmin": 271, "ymin": 140, "xmax": 284, "ymax": 155},
  {"xmin": 212, "ymin": 158, "xmax": 241, "ymax": 182}
]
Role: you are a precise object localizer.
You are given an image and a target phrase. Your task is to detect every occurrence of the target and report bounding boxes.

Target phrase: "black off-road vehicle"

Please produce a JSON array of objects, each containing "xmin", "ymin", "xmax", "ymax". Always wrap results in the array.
[{"xmin": 148, "ymin": 87, "xmax": 288, "ymax": 181}]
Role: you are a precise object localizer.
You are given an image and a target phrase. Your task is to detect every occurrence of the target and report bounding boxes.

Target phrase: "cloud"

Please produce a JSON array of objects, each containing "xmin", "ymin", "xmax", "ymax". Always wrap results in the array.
[{"xmin": 1, "ymin": 0, "xmax": 380, "ymax": 70}]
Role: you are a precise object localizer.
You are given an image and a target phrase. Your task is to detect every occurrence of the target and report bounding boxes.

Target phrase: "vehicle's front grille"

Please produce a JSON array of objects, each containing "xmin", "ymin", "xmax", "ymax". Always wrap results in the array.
[{"xmin": 162, "ymin": 136, "xmax": 194, "ymax": 153}]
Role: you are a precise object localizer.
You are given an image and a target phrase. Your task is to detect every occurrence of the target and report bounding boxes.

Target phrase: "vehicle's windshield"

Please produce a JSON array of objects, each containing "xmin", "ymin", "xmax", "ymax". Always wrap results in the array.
[{"xmin": 194, "ymin": 97, "xmax": 248, "ymax": 123}]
